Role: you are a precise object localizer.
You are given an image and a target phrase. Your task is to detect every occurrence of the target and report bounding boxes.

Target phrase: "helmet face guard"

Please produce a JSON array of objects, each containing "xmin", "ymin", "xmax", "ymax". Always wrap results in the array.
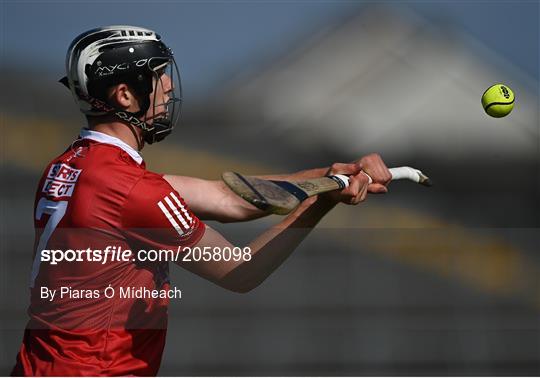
[
  {"xmin": 141, "ymin": 56, "xmax": 182, "ymax": 144},
  {"xmin": 63, "ymin": 26, "xmax": 182, "ymax": 145}
]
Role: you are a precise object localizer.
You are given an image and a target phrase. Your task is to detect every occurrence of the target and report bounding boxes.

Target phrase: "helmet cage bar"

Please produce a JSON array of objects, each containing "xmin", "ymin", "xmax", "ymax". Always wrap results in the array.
[{"xmin": 142, "ymin": 56, "xmax": 182, "ymax": 144}]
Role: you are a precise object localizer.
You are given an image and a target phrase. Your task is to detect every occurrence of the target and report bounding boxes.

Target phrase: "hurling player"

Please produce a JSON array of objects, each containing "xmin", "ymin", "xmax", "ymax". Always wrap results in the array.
[{"xmin": 12, "ymin": 26, "xmax": 390, "ymax": 376}]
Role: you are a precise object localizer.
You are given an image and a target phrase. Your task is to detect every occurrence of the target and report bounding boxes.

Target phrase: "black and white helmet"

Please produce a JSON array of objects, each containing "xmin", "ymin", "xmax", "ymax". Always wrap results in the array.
[{"xmin": 61, "ymin": 25, "xmax": 182, "ymax": 144}]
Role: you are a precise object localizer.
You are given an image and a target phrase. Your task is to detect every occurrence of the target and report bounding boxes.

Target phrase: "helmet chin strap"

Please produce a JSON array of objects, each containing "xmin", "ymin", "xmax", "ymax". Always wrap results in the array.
[
  {"xmin": 112, "ymin": 94, "xmax": 152, "ymax": 151},
  {"xmin": 124, "ymin": 105, "xmax": 147, "ymax": 152},
  {"xmin": 60, "ymin": 76, "xmax": 168, "ymax": 149}
]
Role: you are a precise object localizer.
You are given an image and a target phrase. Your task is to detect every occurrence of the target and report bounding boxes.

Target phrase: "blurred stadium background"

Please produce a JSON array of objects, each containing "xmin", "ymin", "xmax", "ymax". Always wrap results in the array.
[{"xmin": 1, "ymin": 1, "xmax": 539, "ymax": 375}]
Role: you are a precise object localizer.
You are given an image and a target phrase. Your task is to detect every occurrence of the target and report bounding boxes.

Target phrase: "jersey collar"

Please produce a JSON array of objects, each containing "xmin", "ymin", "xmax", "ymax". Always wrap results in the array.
[{"xmin": 80, "ymin": 129, "xmax": 143, "ymax": 165}]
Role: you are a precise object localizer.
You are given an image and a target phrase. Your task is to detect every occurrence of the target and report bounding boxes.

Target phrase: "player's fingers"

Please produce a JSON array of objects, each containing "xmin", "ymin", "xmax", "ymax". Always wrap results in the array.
[
  {"xmin": 361, "ymin": 153, "xmax": 392, "ymax": 185},
  {"xmin": 352, "ymin": 180, "xmax": 369, "ymax": 204},
  {"xmin": 382, "ymin": 166, "xmax": 392, "ymax": 185},
  {"xmin": 328, "ymin": 162, "xmax": 362, "ymax": 176},
  {"xmin": 342, "ymin": 162, "xmax": 361, "ymax": 175},
  {"xmin": 359, "ymin": 183, "xmax": 369, "ymax": 202},
  {"xmin": 343, "ymin": 174, "xmax": 361, "ymax": 200},
  {"xmin": 375, "ymin": 164, "xmax": 392, "ymax": 185},
  {"xmin": 349, "ymin": 172, "xmax": 370, "ymax": 204},
  {"xmin": 368, "ymin": 183, "xmax": 388, "ymax": 194}
]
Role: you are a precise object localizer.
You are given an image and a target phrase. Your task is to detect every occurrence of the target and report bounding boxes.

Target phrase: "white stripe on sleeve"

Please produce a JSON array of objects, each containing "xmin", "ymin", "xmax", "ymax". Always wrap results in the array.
[
  {"xmin": 170, "ymin": 192, "xmax": 193, "ymax": 223},
  {"xmin": 164, "ymin": 196, "xmax": 190, "ymax": 229},
  {"xmin": 158, "ymin": 200, "xmax": 185, "ymax": 236}
]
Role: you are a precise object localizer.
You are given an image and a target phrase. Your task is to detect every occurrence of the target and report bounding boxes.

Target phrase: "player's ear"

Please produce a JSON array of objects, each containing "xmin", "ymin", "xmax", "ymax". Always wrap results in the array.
[{"xmin": 108, "ymin": 84, "xmax": 137, "ymax": 111}]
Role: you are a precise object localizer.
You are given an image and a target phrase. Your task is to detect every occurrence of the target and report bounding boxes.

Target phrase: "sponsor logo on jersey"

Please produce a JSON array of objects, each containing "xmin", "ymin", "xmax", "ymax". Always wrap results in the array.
[
  {"xmin": 157, "ymin": 192, "xmax": 194, "ymax": 236},
  {"xmin": 42, "ymin": 163, "xmax": 82, "ymax": 198}
]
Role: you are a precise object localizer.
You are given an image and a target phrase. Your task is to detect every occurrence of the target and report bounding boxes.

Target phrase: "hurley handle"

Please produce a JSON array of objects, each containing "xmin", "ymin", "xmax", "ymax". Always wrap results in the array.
[{"xmin": 328, "ymin": 166, "xmax": 432, "ymax": 188}]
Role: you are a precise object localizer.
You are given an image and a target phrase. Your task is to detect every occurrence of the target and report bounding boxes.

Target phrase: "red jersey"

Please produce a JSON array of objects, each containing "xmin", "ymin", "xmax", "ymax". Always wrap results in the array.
[{"xmin": 13, "ymin": 129, "xmax": 205, "ymax": 376}]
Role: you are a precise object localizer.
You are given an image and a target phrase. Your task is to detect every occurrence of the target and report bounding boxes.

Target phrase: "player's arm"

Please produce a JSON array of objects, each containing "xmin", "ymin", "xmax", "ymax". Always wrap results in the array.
[
  {"xmin": 124, "ymin": 169, "xmax": 369, "ymax": 293},
  {"xmin": 179, "ymin": 169, "xmax": 370, "ymax": 293},
  {"xmin": 163, "ymin": 175, "xmax": 263, "ymax": 222},
  {"xmin": 262, "ymin": 153, "xmax": 391, "ymax": 193},
  {"xmin": 163, "ymin": 153, "xmax": 391, "ymax": 222}
]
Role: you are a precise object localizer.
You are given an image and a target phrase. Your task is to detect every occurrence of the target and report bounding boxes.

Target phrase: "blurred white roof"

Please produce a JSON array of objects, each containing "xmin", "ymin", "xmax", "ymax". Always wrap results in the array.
[{"xmin": 222, "ymin": 5, "xmax": 538, "ymax": 161}]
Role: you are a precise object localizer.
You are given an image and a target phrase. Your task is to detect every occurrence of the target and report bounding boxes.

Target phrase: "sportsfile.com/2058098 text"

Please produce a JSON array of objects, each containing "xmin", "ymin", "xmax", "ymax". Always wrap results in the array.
[{"xmin": 39, "ymin": 246, "xmax": 252, "ymax": 265}]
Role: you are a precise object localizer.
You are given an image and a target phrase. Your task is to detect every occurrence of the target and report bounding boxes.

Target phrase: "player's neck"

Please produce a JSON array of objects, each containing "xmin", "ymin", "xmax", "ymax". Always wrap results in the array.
[{"xmin": 89, "ymin": 122, "xmax": 143, "ymax": 151}]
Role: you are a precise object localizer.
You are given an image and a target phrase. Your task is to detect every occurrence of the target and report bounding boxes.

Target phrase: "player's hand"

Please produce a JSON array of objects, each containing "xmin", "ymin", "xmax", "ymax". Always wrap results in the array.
[
  {"xmin": 323, "ymin": 162, "xmax": 371, "ymax": 205},
  {"xmin": 356, "ymin": 153, "xmax": 391, "ymax": 194}
]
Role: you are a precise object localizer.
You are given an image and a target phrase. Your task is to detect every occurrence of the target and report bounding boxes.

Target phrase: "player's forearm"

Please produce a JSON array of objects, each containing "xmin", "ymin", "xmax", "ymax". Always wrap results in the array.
[
  {"xmin": 212, "ymin": 180, "xmax": 272, "ymax": 222},
  {"xmin": 218, "ymin": 195, "xmax": 336, "ymax": 293},
  {"xmin": 164, "ymin": 175, "xmax": 268, "ymax": 222},
  {"xmin": 215, "ymin": 167, "xmax": 332, "ymax": 221},
  {"xmin": 165, "ymin": 167, "xmax": 332, "ymax": 223}
]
